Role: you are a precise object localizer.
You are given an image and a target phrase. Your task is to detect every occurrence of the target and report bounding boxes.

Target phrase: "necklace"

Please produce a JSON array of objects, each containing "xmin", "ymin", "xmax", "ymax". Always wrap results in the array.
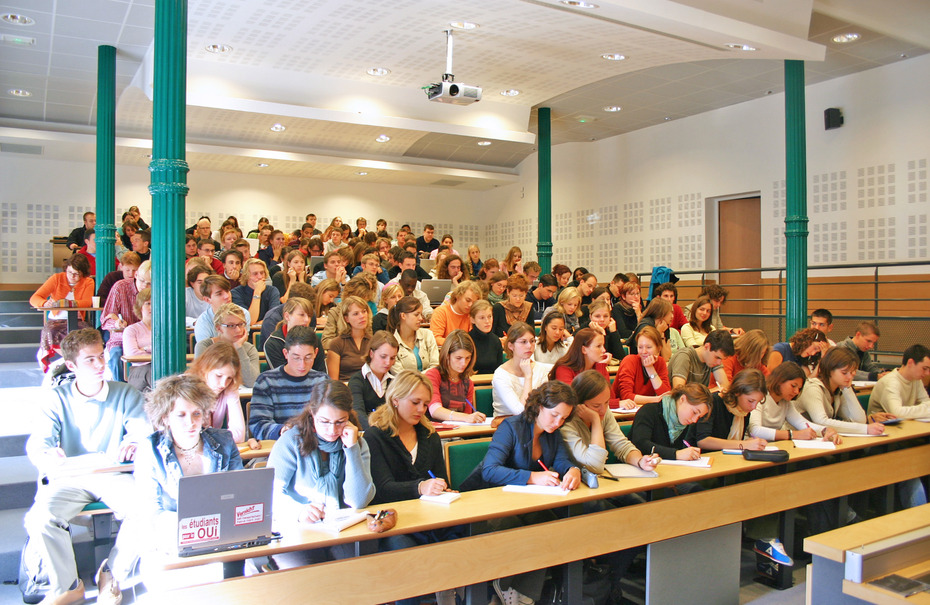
[{"xmin": 174, "ymin": 435, "xmax": 203, "ymax": 466}]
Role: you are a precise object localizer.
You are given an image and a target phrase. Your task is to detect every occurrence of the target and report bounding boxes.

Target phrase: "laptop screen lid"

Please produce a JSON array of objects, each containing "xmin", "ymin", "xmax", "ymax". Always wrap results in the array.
[
  {"xmin": 176, "ymin": 466, "xmax": 274, "ymax": 557},
  {"xmin": 422, "ymin": 279, "xmax": 452, "ymax": 305}
]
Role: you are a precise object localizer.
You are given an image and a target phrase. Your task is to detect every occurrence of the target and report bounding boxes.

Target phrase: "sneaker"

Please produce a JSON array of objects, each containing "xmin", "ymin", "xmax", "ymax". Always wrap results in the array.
[
  {"xmin": 435, "ymin": 588, "xmax": 458, "ymax": 605},
  {"xmin": 492, "ymin": 578, "xmax": 535, "ymax": 605},
  {"xmin": 39, "ymin": 579, "xmax": 85, "ymax": 605},
  {"xmin": 95, "ymin": 558, "xmax": 122, "ymax": 605},
  {"xmin": 754, "ymin": 538, "xmax": 793, "ymax": 566}
]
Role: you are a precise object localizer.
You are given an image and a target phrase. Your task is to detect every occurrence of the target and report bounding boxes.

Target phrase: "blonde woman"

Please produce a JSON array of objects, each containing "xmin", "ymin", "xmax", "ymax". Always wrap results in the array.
[
  {"xmin": 314, "ymin": 278, "xmax": 341, "ymax": 328},
  {"xmin": 187, "ymin": 341, "xmax": 249, "ymax": 442},
  {"xmin": 500, "ymin": 246, "xmax": 523, "ymax": 276},
  {"xmin": 543, "ymin": 286, "xmax": 582, "ymax": 334},
  {"xmin": 325, "ymin": 295, "xmax": 373, "ymax": 381},
  {"xmin": 722, "ymin": 329, "xmax": 771, "ymax": 382},
  {"xmin": 373, "ymin": 283, "xmax": 403, "ymax": 333}
]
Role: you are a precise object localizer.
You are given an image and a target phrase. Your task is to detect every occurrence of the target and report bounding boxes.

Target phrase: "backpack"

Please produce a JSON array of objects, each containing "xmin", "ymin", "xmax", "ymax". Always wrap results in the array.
[{"xmin": 18, "ymin": 536, "xmax": 50, "ymax": 604}]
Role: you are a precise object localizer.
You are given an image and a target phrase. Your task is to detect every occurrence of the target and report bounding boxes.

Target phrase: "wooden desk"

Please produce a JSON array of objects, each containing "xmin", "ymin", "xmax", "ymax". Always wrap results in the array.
[
  {"xmin": 34, "ymin": 305, "xmax": 102, "ymax": 331},
  {"xmin": 805, "ymin": 504, "xmax": 930, "ymax": 605},
  {"xmin": 149, "ymin": 427, "xmax": 930, "ymax": 604},
  {"xmin": 237, "ymin": 440, "xmax": 275, "ymax": 461},
  {"xmin": 843, "ymin": 560, "xmax": 930, "ymax": 604}
]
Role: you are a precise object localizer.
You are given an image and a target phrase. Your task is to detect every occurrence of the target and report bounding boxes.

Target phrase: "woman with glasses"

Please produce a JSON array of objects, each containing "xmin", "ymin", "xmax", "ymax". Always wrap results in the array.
[
  {"xmin": 31, "ymin": 254, "xmax": 96, "ymax": 372},
  {"xmin": 193, "ymin": 303, "xmax": 260, "ymax": 388},
  {"xmin": 492, "ymin": 322, "xmax": 553, "ymax": 417},
  {"xmin": 491, "ymin": 274, "xmax": 533, "ymax": 338},
  {"xmin": 267, "ymin": 380, "xmax": 375, "ymax": 564}
]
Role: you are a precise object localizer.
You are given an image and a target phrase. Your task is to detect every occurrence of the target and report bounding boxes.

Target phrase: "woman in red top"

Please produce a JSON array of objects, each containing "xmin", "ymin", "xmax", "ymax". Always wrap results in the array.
[
  {"xmin": 31, "ymin": 254, "xmax": 95, "ymax": 371},
  {"xmin": 424, "ymin": 330, "xmax": 484, "ymax": 423},
  {"xmin": 549, "ymin": 328, "xmax": 611, "ymax": 385},
  {"xmin": 613, "ymin": 326, "xmax": 670, "ymax": 407},
  {"xmin": 722, "ymin": 329, "xmax": 771, "ymax": 382}
]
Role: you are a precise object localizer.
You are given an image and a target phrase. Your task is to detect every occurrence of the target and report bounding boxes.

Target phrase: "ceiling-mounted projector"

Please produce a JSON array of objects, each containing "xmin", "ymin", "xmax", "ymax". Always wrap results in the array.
[
  {"xmin": 425, "ymin": 30, "xmax": 481, "ymax": 105},
  {"xmin": 426, "ymin": 81, "xmax": 481, "ymax": 105}
]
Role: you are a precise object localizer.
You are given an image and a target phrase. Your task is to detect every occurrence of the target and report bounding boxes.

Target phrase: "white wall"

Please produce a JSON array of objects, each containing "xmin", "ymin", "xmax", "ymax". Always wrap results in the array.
[
  {"xmin": 3, "ymin": 53, "xmax": 928, "ymax": 284},
  {"xmin": 481, "ymin": 53, "xmax": 930, "ymax": 277}
]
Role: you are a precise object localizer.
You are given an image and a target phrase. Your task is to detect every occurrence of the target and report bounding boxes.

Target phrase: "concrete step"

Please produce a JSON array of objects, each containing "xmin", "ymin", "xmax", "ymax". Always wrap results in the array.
[
  {"xmin": 0, "ymin": 507, "xmax": 28, "ymax": 585},
  {"xmin": 0, "ymin": 313, "xmax": 43, "ymax": 328},
  {"xmin": 0, "ymin": 301, "xmax": 33, "ymax": 313},
  {"xmin": 0, "ymin": 327, "xmax": 41, "ymax": 345},
  {"xmin": 0, "ymin": 363, "xmax": 43, "ymax": 388},
  {"xmin": 0, "ymin": 435, "xmax": 27, "ymax": 459},
  {"xmin": 0, "ymin": 456, "xmax": 38, "ymax": 511},
  {"xmin": 0, "ymin": 290, "xmax": 31, "ymax": 301},
  {"xmin": 0, "ymin": 344, "xmax": 36, "ymax": 365}
]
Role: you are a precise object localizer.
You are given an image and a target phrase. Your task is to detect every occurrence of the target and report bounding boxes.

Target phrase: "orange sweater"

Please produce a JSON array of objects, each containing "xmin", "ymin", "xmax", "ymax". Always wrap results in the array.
[
  {"xmin": 429, "ymin": 303, "xmax": 472, "ymax": 346},
  {"xmin": 30, "ymin": 273, "xmax": 96, "ymax": 319}
]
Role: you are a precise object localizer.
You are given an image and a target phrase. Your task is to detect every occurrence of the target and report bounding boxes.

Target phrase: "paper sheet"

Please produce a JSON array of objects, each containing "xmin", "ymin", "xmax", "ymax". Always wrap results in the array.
[
  {"xmin": 603, "ymin": 464, "xmax": 658, "ymax": 478},
  {"xmin": 659, "ymin": 457, "xmax": 712, "ymax": 468},
  {"xmin": 792, "ymin": 439, "xmax": 836, "ymax": 449},
  {"xmin": 502, "ymin": 484, "xmax": 569, "ymax": 496},
  {"xmin": 420, "ymin": 492, "xmax": 462, "ymax": 504}
]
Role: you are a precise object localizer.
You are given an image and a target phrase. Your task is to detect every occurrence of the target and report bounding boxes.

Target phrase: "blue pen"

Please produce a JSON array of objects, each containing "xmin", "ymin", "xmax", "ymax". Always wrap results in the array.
[
  {"xmin": 427, "ymin": 471, "xmax": 437, "ymax": 479},
  {"xmin": 464, "ymin": 398, "xmax": 475, "ymax": 413}
]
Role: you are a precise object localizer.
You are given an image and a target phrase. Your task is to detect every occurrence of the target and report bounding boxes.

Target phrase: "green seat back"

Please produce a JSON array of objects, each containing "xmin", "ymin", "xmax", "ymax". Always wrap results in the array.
[
  {"xmin": 475, "ymin": 388, "xmax": 494, "ymax": 417},
  {"xmin": 82, "ymin": 501, "xmax": 109, "ymax": 512},
  {"xmin": 447, "ymin": 440, "xmax": 491, "ymax": 490},
  {"xmin": 857, "ymin": 393, "xmax": 869, "ymax": 412}
]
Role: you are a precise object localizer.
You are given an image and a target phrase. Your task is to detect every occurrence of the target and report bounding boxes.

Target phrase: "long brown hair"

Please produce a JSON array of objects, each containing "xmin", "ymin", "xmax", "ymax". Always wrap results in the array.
[
  {"xmin": 290, "ymin": 380, "xmax": 360, "ymax": 456},
  {"xmin": 688, "ymin": 295, "xmax": 714, "ymax": 333},
  {"xmin": 438, "ymin": 330, "xmax": 476, "ymax": 381},
  {"xmin": 549, "ymin": 327, "xmax": 601, "ymax": 379}
]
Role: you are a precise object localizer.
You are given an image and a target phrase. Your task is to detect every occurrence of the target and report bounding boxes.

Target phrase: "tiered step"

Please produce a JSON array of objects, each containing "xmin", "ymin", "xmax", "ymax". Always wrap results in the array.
[
  {"xmin": 0, "ymin": 291, "xmax": 44, "ymax": 386},
  {"xmin": 0, "ymin": 431, "xmax": 35, "ymax": 589}
]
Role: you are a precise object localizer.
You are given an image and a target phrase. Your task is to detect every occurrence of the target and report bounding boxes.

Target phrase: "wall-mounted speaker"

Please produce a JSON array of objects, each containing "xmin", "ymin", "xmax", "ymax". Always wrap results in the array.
[{"xmin": 824, "ymin": 107, "xmax": 844, "ymax": 130}]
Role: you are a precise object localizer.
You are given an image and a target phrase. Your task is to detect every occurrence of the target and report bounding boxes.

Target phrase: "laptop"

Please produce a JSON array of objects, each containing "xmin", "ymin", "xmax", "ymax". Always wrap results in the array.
[
  {"xmin": 419, "ymin": 258, "xmax": 436, "ymax": 274},
  {"xmin": 176, "ymin": 467, "xmax": 275, "ymax": 557},
  {"xmin": 421, "ymin": 279, "xmax": 453, "ymax": 305}
]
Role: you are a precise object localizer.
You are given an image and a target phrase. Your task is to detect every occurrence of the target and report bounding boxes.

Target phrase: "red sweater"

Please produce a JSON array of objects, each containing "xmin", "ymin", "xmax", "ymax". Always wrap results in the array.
[
  {"xmin": 670, "ymin": 304, "xmax": 688, "ymax": 331},
  {"xmin": 613, "ymin": 354, "xmax": 671, "ymax": 401},
  {"xmin": 553, "ymin": 363, "xmax": 609, "ymax": 385}
]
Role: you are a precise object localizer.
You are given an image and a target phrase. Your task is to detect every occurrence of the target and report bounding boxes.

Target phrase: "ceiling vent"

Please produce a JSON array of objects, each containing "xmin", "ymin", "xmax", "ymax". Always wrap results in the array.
[{"xmin": 0, "ymin": 143, "xmax": 43, "ymax": 155}]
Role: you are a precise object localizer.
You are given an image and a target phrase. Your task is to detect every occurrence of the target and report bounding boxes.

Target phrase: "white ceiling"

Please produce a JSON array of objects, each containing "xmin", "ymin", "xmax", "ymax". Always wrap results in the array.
[{"xmin": 0, "ymin": 0, "xmax": 927, "ymax": 190}]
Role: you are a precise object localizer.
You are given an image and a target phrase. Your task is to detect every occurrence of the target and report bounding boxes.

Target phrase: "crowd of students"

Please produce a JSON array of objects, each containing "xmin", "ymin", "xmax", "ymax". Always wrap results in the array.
[{"xmin": 27, "ymin": 211, "xmax": 930, "ymax": 605}]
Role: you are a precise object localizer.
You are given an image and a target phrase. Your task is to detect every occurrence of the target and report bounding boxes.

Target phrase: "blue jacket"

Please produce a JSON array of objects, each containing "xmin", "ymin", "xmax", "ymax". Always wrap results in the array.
[
  {"xmin": 134, "ymin": 428, "xmax": 243, "ymax": 516},
  {"xmin": 481, "ymin": 415, "xmax": 577, "ymax": 487}
]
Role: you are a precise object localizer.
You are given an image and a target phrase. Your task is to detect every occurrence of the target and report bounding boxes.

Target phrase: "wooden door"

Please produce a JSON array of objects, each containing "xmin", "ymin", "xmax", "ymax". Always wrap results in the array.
[{"xmin": 718, "ymin": 197, "xmax": 761, "ymax": 315}]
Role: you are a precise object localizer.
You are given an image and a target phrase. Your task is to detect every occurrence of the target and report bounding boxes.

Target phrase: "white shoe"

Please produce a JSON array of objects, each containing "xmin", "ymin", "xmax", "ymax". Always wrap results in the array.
[
  {"xmin": 435, "ymin": 588, "xmax": 457, "ymax": 605},
  {"xmin": 492, "ymin": 578, "xmax": 535, "ymax": 605}
]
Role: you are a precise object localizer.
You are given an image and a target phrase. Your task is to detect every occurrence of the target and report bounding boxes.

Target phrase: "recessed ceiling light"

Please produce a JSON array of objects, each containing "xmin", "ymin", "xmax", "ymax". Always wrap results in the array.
[
  {"xmin": 900, "ymin": 53, "xmax": 909, "ymax": 59},
  {"xmin": 832, "ymin": 32, "xmax": 860, "ymax": 44},
  {"xmin": 601, "ymin": 53, "xmax": 626, "ymax": 61},
  {"xmin": 664, "ymin": 117, "xmax": 671, "ymax": 121},
  {"xmin": 8, "ymin": 88, "xmax": 31, "ymax": 97},
  {"xmin": 449, "ymin": 21, "xmax": 479, "ymax": 30},
  {"xmin": 577, "ymin": 115, "xmax": 596, "ymax": 123},
  {"xmin": 477, "ymin": 140, "xmax": 492, "ymax": 146},
  {"xmin": 500, "ymin": 89, "xmax": 521, "ymax": 97},
  {"xmin": 366, "ymin": 67, "xmax": 391, "ymax": 77},
  {"xmin": 375, "ymin": 134, "xmax": 390, "ymax": 143},
  {"xmin": 764, "ymin": 90, "xmax": 774, "ymax": 95},
  {"xmin": 725, "ymin": 43, "xmax": 757, "ymax": 51},
  {"xmin": 205, "ymin": 44, "xmax": 232, "ymax": 53},
  {"xmin": 142, "ymin": 153, "xmax": 153, "ymax": 158},
  {"xmin": 256, "ymin": 163, "xmax": 269, "ymax": 167},
  {"xmin": 603, "ymin": 105, "xmax": 622, "ymax": 112},
  {"xmin": 1, "ymin": 13, "xmax": 35, "ymax": 26},
  {"xmin": 356, "ymin": 171, "xmax": 368, "ymax": 176},
  {"xmin": 270, "ymin": 123, "xmax": 286, "ymax": 132},
  {"xmin": 560, "ymin": 1, "xmax": 598, "ymax": 8}
]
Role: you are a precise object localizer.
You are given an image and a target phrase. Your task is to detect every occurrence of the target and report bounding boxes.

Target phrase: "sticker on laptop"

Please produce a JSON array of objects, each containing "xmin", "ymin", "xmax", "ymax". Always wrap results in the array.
[
  {"xmin": 234, "ymin": 503, "xmax": 264, "ymax": 526},
  {"xmin": 179, "ymin": 514, "xmax": 221, "ymax": 546}
]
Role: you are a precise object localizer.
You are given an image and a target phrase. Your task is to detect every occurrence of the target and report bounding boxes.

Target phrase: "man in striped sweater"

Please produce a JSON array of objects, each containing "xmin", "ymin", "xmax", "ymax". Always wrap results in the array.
[{"xmin": 249, "ymin": 326, "xmax": 328, "ymax": 440}]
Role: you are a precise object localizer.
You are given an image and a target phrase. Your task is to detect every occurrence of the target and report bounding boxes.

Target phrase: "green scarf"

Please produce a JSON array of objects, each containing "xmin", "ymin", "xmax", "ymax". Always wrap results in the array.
[{"xmin": 662, "ymin": 395, "xmax": 688, "ymax": 444}]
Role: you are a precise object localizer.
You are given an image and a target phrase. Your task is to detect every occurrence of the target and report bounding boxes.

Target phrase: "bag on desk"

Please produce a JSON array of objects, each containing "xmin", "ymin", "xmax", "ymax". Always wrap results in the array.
[{"xmin": 18, "ymin": 536, "xmax": 50, "ymax": 604}]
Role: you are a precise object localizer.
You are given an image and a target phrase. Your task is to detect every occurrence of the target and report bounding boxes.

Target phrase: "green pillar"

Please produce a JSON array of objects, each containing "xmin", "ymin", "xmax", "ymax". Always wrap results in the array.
[
  {"xmin": 95, "ymin": 45, "xmax": 116, "ymax": 289},
  {"xmin": 149, "ymin": 0, "xmax": 189, "ymax": 380},
  {"xmin": 537, "ymin": 107, "xmax": 553, "ymax": 274},
  {"xmin": 784, "ymin": 60, "xmax": 809, "ymax": 336}
]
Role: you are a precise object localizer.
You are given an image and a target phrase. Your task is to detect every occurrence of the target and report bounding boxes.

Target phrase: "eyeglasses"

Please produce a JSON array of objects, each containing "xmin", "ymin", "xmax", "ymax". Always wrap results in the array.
[
  {"xmin": 220, "ymin": 322, "xmax": 245, "ymax": 330},
  {"xmin": 514, "ymin": 339, "xmax": 535, "ymax": 346},
  {"xmin": 315, "ymin": 419, "xmax": 348, "ymax": 429}
]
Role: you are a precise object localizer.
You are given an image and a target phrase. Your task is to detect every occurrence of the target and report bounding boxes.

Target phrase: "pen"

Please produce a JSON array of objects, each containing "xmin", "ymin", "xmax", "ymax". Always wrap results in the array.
[
  {"xmin": 464, "ymin": 398, "xmax": 475, "ymax": 413},
  {"xmin": 427, "ymin": 470, "xmax": 437, "ymax": 479},
  {"xmin": 651, "ymin": 446, "xmax": 656, "ymax": 455},
  {"xmin": 683, "ymin": 440, "xmax": 692, "ymax": 448},
  {"xmin": 537, "ymin": 459, "xmax": 550, "ymax": 472}
]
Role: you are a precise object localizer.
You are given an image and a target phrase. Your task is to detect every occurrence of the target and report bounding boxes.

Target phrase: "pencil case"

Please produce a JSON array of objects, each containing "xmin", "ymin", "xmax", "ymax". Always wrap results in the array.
[
  {"xmin": 742, "ymin": 450, "xmax": 789, "ymax": 462},
  {"xmin": 366, "ymin": 509, "xmax": 397, "ymax": 533}
]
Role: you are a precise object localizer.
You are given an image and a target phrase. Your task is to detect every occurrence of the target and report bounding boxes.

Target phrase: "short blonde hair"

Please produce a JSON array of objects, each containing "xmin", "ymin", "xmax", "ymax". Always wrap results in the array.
[
  {"xmin": 213, "ymin": 303, "xmax": 246, "ymax": 330},
  {"xmin": 240, "ymin": 258, "xmax": 269, "ymax": 286},
  {"xmin": 555, "ymin": 287, "xmax": 582, "ymax": 317}
]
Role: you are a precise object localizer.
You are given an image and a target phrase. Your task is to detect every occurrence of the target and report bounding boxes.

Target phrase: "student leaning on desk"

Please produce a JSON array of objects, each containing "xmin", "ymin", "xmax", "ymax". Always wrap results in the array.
[
  {"xmin": 266, "ymin": 380, "xmax": 375, "ymax": 566},
  {"xmin": 129, "ymin": 375, "xmax": 243, "ymax": 592},
  {"xmin": 363, "ymin": 371, "xmax": 462, "ymax": 605},
  {"xmin": 467, "ymin": 381, "xmax": 582, "ymax": 605}
]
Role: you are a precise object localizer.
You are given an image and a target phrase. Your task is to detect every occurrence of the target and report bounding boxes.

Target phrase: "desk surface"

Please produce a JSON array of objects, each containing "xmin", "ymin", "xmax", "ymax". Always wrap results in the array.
[
  {"xmin": 154, "ymin": 419, "xmax": 930, "ymax": 570},
  {"xmin": 804, "ymin": 504, "xmax": 930, "ymax": 563},
  {"xmin": 843, "ymin": 559, "xmax": 930, "ymax": 604}
]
